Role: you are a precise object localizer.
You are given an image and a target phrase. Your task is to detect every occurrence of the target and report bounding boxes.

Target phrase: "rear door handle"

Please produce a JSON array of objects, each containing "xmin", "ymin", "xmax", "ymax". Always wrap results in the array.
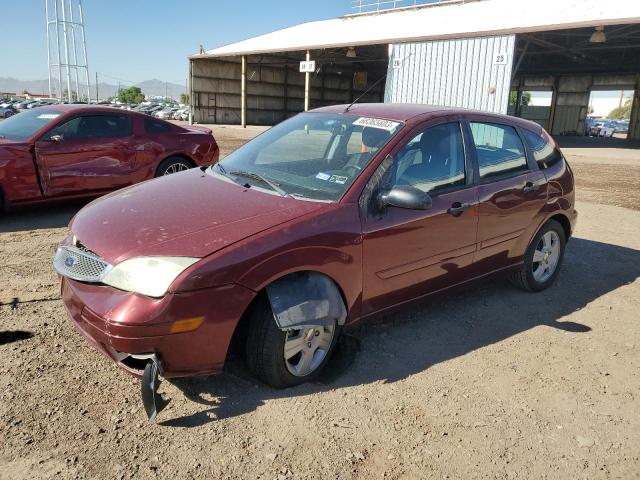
[
  {"xmin": 523, "ymin": 181, "xmax": 540, "ymax": 193},
  {"xmin": 135, "ymin": 145, "xmax": 145, "ymax": 152},
  {"xmin": 447, "ymin": 202, "xmax": 471, "ymax": 217}
]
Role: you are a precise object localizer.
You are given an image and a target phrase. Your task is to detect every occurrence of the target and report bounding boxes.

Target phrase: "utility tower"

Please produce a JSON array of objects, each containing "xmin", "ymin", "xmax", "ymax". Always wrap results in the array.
[{"xmin": 45, "ymin": 0, "xmax": 90, "ymax": 102}]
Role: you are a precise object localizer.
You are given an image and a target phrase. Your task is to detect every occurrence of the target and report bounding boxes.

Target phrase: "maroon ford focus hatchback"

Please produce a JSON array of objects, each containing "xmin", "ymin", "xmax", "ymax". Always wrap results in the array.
[{"xmin": 54, "ymin": 104, "xmax": 576, "ymax": 418}]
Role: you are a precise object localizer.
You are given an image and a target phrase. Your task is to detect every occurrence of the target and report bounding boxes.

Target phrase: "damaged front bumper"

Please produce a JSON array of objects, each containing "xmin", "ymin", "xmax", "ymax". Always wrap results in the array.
[{"xmin": 60, "ymin": 277, "xmax": 255, "ymax": 419}]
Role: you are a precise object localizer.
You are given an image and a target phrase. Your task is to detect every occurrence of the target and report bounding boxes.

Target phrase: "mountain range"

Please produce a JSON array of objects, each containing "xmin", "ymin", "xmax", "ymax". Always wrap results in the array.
[{"xmin": 0, "ymin": 77, "xmax": 187, "ymax": 100}]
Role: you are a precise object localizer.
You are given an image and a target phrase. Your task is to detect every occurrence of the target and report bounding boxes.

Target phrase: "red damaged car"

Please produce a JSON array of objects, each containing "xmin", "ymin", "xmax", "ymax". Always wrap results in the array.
[
  {"xmin": 54, "ymin": 104, "xmax": 576, "ymax": 419},
  {"xmin": 0, "ymin": 105, "xmax": 218, "ymax": 210}
]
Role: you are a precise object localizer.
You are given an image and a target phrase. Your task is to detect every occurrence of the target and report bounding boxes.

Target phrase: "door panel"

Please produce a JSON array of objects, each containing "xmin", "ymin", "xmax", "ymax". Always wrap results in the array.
[
  {"xmin": 360, "ymin": 120, "xmax": 479, "ymax": 315},
  {"xmin": 468, "ymin": 120, "xmax": 549, "ymax": 269},
  {"xmin": 474, "ymin": 170, "xmax": 547, "ymax": 268},
  {"xmin": 34, "ymin": 114, "xmax": 137, "ymax": 196},
  {"xmin": 35, "ymin": 138, "xmax": 136, "ymax": 196},
  {"xmin": 362, "ymin": 187, "xmax": 479, "ymax": 314}
]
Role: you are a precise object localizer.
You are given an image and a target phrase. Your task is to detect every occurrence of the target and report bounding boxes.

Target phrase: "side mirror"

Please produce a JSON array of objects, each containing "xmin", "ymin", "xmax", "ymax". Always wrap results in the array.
[
  {"xmin": 50, "ymin": 134, "xmax": 63, "ymax": 142},
  {"xmin": 379, "ymin": 185, "xmax": 432, "ymax": 210}
]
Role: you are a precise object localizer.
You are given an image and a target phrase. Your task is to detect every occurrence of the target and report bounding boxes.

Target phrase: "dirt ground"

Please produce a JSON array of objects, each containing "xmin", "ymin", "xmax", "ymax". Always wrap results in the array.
[{"xmin": 1, "ymin": 126, "xmax": 639, "ymax": 480}]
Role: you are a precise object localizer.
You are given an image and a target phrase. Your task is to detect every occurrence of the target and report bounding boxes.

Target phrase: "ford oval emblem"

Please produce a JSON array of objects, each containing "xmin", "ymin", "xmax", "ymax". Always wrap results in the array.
[{"xmin": 64, "ymin": 256, "xmax": 76, "ymax": 268}]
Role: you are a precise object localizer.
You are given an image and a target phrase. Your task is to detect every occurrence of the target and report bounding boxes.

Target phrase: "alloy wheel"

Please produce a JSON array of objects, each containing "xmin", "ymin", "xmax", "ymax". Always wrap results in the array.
[
  {"xmin": 532, "ymin": 230, "xmax": 561, "ymax": 283},
  {"xmin": 163, "ymin": 162, "xmax": 190, "ymax": 175},
  {"xmin": 283, "ymin": 325, "xmax": 335, "ymax": 377}
]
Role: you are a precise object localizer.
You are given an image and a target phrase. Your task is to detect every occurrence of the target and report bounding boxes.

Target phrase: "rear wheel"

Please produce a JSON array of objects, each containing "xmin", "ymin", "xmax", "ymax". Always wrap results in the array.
[
  {"xmin": 155, "ymin": 157, "xmax": 193, "ymax": 177},
  {"xmin": 510, "ymin": 219, "xmax": 566, "ymax": 292},
  {"xmin": 244, "ymin": 295, "xmax": 340, "ymax": 388}
]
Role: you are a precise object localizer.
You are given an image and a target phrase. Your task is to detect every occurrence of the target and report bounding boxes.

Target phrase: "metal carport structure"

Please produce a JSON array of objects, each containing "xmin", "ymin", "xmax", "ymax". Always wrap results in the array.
[{"xmin": 188, "ymin": 0, "xmax": 640, "ymax": 139}]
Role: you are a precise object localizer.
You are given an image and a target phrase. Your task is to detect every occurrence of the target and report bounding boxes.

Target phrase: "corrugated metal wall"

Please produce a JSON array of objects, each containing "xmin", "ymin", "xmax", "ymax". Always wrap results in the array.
[{"xmin": 385, "ymin": 35, "xmax": 516, "ymax": 114}]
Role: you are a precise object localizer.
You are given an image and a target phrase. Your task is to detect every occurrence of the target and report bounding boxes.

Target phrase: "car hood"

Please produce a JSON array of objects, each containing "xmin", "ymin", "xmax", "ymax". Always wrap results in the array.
[{"xmin": 71, "ymin": 168, "xmax": 327, "ymax": 265}]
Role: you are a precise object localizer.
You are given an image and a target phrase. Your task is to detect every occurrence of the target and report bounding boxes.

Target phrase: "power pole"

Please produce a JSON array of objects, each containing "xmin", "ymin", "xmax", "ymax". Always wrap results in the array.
[
  {"xmin": 46, "ymin": 0, "xmax": 90, "ymax": 102},
  {"xmin": 95, "ymin": 71, "xmax": 98, "ymax": 102}
]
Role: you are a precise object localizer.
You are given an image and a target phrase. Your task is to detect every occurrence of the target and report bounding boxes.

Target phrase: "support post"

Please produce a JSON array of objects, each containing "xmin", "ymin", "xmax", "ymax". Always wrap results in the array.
[
  {"xmin": 189, "ymin": 59, "xmax": 194, "ymax": 125},
  {"xmin": 77, "ymin": 0, "xmax": 90, "ymax": 102},
  {"xmin": 629, "ymin": 74, "xmax": 640, "ymax": 141},
  {"xmin": 283, "ymin": 60, "xmax": 289, "ymax": 121},
  {"xmin": 60, "ymin": 0, "xmax": 73, "ymax": 102},
  {"xmin": 68, "ymin": 0, "xmax": 81, "ymax": 101},
  {"xmin": 54, "ymin": 0, "xmax": 63, "ymax": 100},
  {"xmin": 241, "ymin": 55, "xmax": 247, "ymax": 128},
  {"xmin": 45, "ymin": 0, "xmax": 52, "ymax": 98},
  {"xmin": 548, "ymin": 76, "xmax": 559, "ymax": 134},
  {"xmin": 304, "ymin": 50, "xmax": 311, "ymax": 112}
]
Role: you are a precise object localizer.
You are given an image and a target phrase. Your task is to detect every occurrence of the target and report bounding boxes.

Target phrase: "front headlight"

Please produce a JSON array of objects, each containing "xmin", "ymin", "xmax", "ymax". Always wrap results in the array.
[{"xmin": 102, "ymin": 256, "xmax": 199, "ymax": 298}]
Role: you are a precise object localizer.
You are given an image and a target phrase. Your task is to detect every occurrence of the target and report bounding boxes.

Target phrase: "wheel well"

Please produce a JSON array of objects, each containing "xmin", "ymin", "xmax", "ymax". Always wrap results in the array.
[
  {"xmin": 155, "ymin": 154, "xmax": 196, "ymax": 175},
  {"xmin": 0, "ymin": 185, "xmax": 6, "ymax": 213},
  {"xmin": 225, "ymin": 271, "xmax": 348, "ymax": 362},
  {"xmin": 549, "ymin": 213, "xmax": 572, "ymax": 240}
]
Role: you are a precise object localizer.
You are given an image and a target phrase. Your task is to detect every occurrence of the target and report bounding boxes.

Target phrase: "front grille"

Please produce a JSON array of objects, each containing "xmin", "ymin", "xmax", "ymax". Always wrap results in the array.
[{"xmin": 53, "ymin": 245, "xmax": 112, "ymax": 283}]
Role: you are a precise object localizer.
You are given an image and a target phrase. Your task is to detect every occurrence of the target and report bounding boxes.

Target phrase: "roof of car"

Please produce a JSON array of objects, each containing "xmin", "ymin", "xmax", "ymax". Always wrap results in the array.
[
  {"xmin": 44, "ymin": 104, "xmax": 126, "ymax": 114},
  {"xmin": 311, "ymin": 103, "xmax": 543, "ymax": 132}
]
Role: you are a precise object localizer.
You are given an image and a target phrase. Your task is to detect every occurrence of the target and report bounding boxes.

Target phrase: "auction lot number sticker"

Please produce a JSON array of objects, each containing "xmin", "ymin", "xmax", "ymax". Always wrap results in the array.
[{"xmin": 353, "ymin": 117, "xmax": 400, "ymax": 132}]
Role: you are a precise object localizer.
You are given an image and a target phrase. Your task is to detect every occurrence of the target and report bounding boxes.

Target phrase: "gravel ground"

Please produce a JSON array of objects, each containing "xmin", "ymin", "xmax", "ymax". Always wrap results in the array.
[{"xmin": 1, "ymin": 128, "xmax": 639, "ymax": 479}]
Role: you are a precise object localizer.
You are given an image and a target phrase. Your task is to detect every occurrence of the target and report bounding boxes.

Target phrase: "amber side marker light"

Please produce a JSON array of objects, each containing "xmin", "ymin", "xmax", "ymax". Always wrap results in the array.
[{"xmin": 169, "ymin": 317, "xmax": 205, "ymax": 334}]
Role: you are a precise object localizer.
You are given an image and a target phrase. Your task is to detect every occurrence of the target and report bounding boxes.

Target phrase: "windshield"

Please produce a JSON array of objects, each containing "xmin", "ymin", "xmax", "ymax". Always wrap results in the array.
[
  {"xmin": 0, "ymin": 108, "xmax": 62, "ymax": 141},
  {"xmin": 212, "ymin": 112, "xmax": 403, "ymax": 202}
]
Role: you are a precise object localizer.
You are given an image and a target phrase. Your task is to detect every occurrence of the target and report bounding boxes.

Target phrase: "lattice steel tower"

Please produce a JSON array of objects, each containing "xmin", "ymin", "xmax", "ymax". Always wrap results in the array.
[{"xmin": 45, "ymin": 0, "xmax": 90, "ymax": 101}]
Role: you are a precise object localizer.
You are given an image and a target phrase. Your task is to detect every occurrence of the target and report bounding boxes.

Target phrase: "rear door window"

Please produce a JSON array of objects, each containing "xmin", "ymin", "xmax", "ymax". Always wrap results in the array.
[
  {"xmin": 522, "ymin": 130, "xmax": 562, "ymax": 169},
  {"xmin": 469, "ymin": 122, "xmax": 528, "ymax": 179},
  {"xmin": 47, "ymin": 114, "xmax": 132, "ymax": 140}
]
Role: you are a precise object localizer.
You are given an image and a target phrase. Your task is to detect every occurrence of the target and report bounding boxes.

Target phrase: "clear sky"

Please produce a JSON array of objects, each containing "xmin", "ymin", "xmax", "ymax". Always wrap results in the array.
[{"xmin": 1, "ymin": 0, "xmax": 349, "ymax": 84}]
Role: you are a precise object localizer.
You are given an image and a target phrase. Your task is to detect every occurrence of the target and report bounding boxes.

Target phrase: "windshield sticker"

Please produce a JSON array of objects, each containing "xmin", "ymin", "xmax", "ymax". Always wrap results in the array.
[
  {"xmin": 315, "ymin": 172, "xmax": 331, "ymax": 181},
  {"xmin": 329, "ymin": 175, "xmax": 348, "ymax": 185},
  {"xmin": 353, "ymin": 117, "xmax": 400, "ymax": 132},
  {"xmin": 37, "ymin": 113, "xmax": 61, "ymax": 120}
]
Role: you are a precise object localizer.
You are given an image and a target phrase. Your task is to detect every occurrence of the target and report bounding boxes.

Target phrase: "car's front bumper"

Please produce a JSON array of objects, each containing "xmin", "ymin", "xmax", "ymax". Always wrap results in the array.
[{"xmin": 61, "ymin": 277, "xmax": 255, "ymax": 378}]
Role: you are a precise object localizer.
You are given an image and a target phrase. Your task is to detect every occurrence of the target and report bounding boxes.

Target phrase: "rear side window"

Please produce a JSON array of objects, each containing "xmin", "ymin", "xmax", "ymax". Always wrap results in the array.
[
  {"xmin": 145, "ymin": 119, "xmax": 173, "ymax": 134},
  {"xmin": 523, "ymin": 130, "xmax": 562, "ymax": 169},
  {"xmin": 46, "ymin": 114, "xmax": 132, "ymax": 140},
  {"xmin": 470, "ymin": 122, "xmax": 528, "ymax": 179}
]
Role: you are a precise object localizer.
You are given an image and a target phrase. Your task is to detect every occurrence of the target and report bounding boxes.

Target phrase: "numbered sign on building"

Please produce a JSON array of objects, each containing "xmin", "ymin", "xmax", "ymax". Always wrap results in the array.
[
  {"xmin": 493, "ymin": 52, "xmax": 509, "ymax": 65},
  {"xmin": 299, "ymin": 60, "xmax": 316, "ymax": 73}
]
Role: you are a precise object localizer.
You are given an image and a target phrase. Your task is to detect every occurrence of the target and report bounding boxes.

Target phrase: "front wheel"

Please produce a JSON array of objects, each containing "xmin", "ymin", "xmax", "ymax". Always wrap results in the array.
[
  {"xmin": 245, "ymin": 296, "xmax": 340, "ymax": 388},
  {"xmin": 155, "ymin": 157, "xmax": 193, "ymax": 177},
  {"xmin": 510, "ymin": 219, "xmax": 566, "ymax": 292}
]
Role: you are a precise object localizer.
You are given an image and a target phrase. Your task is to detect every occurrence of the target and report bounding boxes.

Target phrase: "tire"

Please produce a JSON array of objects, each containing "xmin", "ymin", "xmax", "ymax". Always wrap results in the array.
[
  {"xmin": 155, "ymin": 156, "xmax": 193, "ymax": 177},
  {"xmin": 245, "ymin": 295, "xmax": 341, "ymax": 388},
  {"xmin": 510, "ymin": 219, "xmax": 566, "ymax": 292}
]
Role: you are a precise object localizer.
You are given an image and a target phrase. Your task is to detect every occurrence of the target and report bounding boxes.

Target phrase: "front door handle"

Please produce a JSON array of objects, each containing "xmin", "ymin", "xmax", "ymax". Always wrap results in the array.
[
  {"xmin": 523, "ymin": 181, "xmax": 540, "ymax": 193},
  {"xmin": 447, "ymin": 202, "xmax": 471, "ymax": 217}
]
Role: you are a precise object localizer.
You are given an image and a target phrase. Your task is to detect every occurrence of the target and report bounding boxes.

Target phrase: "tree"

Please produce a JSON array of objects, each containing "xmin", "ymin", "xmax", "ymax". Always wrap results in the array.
[
  {"xmin": 180, "ymin": 93, "xmax": 190, "ymax": 105},
  {"xmin": 509, "ymin": 90, "xmax": 532, "ymax": 107},
  {"xmin": 608, "ymin": 98, "xmax": 632, "ymax": 120},
  {"xmin": 118, "ymin": 86, "xmax": 145, "ymax": 104}
]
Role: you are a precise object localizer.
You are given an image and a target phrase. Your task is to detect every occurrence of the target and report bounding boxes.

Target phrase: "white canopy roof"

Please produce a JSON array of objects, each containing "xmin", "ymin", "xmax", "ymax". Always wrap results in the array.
[{"xmin": 195, "ymin": 0, "xmax": 640, "ymax": 58}]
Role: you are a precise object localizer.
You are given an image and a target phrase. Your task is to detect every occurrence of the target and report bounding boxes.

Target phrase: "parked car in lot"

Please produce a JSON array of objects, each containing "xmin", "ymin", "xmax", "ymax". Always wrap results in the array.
[
  {"xmin": 599, "ymin": 121, "xmax": 616, "ymax": 137},
  {"xmin": 154, "ymin": 107, "xmax": 178, "ymax": 120},
  {"xmin": 0, "ymin": 104, "xmax": 218, "ymax": 210},
  {"xmin": 613, "ymin": 120, "xmax": 629, "ymax": 134},
  {"xmin": 172, "ymin": 108, "xmax": 189, "ymax": 121},
  {"xmin": 53, "ymin": 104, "xmax": 576, "ymax": 418},
  {"xmin": 14, "ymin": 100, "xmax": 35, "ymax": 109},
  {"xmin": 0, "ymin": 106, "xmax": 18, "ymax": 118}
]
